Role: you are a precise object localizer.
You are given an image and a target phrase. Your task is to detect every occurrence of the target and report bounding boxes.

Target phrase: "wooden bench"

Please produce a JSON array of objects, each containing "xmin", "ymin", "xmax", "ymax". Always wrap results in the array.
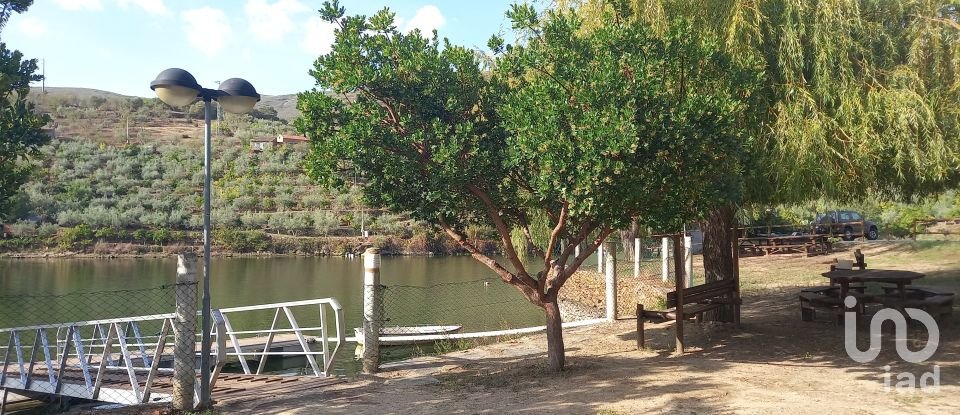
[
  {"xmin": 878, "ymin": 286, "xmax": 955, "ymax": 321},
  {"xmin": 799, "ymin": 286, "xmax": 870, "ymax": 322},
  {"xmin": 636, "ymin": 279, "xmax": 741, "ymax": 352}
]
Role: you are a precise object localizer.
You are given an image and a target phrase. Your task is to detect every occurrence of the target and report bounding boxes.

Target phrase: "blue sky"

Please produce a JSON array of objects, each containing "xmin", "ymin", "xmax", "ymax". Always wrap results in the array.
[{"xmin": 2, "ymin": 1, "xmax": 521, "ymax": 97}]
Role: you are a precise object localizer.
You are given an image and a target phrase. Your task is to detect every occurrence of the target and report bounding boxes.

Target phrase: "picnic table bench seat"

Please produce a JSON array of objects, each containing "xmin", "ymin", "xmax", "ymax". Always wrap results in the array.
[{"xmin": 877, "ymin": 286, "xmax": 954, "ymax": 320}]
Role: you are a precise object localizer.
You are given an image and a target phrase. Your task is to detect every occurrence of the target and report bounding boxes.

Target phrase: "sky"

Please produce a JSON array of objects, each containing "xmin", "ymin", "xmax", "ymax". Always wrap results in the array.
[{"xmin": 2, "ymin": 0, "xmax": 521, "ymax": 97}]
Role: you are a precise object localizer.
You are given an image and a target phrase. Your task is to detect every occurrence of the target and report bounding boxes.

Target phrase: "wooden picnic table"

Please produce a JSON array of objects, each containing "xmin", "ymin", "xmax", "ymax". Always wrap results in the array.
[{"xmin": 821, "ymin": 269, "xmax": 925, "ymax": 301}]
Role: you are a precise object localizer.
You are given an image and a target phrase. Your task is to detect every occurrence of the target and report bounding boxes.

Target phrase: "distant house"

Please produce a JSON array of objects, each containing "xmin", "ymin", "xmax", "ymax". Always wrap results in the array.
[
  {"xmin": 250, "ymin": 134, "xmax": 310, "ymax": 152},
  {"xmin": 277, "ymin": 135, "xmax": 309, "ymax": 145},
  {"xmin": 2, "ymin": 224, "xmax": 12, "ymax": 239}
]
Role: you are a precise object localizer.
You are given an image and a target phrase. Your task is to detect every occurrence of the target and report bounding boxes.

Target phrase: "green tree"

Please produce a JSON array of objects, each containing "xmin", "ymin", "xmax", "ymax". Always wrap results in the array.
[
  {"xmin": 566, "ymin": 0, "xmax": 960, "ymax": 290},
  {"xmin": 297, "ymin": 2, "xmax": 758, "ymax": 370},
  {"xmin": 1, "ymin": 0, "xmax": 50, "ymax": 220}
]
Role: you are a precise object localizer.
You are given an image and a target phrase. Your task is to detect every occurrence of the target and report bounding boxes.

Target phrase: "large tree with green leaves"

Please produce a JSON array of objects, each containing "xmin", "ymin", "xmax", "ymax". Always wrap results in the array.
[
  {"xmin": 567, "ymin": 0, "xmax": 960, "ymax": 291},
  {"xmin": 297, "ymin": 1, "xmax": 759, "ymax": 370},
  {"xmin": 1, "ymin": 0, "xmax": 50, "ymax": 219}
]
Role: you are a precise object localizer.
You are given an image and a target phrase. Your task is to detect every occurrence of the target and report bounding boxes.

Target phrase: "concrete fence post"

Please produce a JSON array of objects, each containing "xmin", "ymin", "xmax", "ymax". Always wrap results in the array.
[
  {"xmin": 634, "ymin": 237, "xmax": 641, "ymax": 278},
  {"xmin": 173, "ymin": 254, "xmax": 198, "ymax": 411},
  {"xmin": 574, "ymin": 243, "xmax": 580, "ymax": 258},
  {"xmin": 597, "ymin": 243, "xmax": 604, "ymax": 273},
  {"xmin": 684, "ymin": 236, "xmax": 693, "ymax": 287},
  {"xmin": 362, "ymin": 247, "xmax": 382, "ymax": 374},
  {"xmin": 604, "ymin": 241, "xmax": 617, "ymax": 321},
  {"xmin": 661, "ymin": 237, "xmax": 670, "ymax": 282}
]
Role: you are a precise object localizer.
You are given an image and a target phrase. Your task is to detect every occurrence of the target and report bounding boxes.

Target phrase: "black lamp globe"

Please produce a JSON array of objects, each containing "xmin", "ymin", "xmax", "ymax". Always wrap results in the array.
[
  {"xmin": 217, "ymin": 77, "xmax": 261, "ymax": 114},
  {"xmin": 150, "ymin": 68, "xmax": 202, "ymax": 107}
]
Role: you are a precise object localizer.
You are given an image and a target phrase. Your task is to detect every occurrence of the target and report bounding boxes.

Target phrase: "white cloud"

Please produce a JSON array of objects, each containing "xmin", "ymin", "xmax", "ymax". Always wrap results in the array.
[
  {"xmin": 181, "ymin": 7, "xmax": 232, "ymax": 57},
  {"xmin": 17, "ymin": 16, "xmax": 48, "ymax": 38},
  {"xmin": 301, "ymin": 15, "xmax": 336, "ymax": 56},
  {"xmin": 54, "ymin": 0, "xmax": 103, "ymax": 11},
  {"xmin": 403, "ymin": 5, "xmax": 445, "ymax": 36},
  {"xmin": 246, "ymin": 0, "xmax": 309, "ymax": 42},
  {"xmin": 117, "ymin": 0, "xmax": 170, "ymax": 16}
]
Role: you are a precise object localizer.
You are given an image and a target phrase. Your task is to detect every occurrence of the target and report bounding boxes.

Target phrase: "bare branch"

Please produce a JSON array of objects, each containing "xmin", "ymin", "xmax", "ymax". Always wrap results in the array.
[
  {"xmin": 547, "ymin": 226, "xmax": 615, "ymax": 297},
  {"xmin": 465, "ymin": 184, "xmax": 536, "ymax": 284},
  {"xmin": 438, "ymin": 215, "xmax": 543, "ymax": 305}
]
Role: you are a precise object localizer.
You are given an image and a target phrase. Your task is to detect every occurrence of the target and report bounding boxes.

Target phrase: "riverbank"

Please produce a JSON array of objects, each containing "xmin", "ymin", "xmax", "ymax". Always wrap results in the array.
[{"xmin": 0, "ymin": 233, "xmax": 502, "ymax": 259}]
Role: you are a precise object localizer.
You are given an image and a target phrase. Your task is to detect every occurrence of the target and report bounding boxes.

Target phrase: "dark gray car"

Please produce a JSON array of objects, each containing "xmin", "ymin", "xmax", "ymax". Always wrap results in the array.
[{"xmin": 812, "ymin": 210, "xmax": 879, "ymax": 241}]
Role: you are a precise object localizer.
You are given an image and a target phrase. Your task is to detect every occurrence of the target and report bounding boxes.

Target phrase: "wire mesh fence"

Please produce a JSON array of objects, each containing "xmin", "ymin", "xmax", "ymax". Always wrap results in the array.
[{"xmin": 0, "ymin": 283, "xmax": 201, "ymax": 407}]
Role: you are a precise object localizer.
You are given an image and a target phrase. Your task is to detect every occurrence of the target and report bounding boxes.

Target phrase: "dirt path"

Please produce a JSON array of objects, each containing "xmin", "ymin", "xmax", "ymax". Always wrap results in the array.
[{"xmin": 221, "ymin": 242, "xmax": 959, "ymax": 414}]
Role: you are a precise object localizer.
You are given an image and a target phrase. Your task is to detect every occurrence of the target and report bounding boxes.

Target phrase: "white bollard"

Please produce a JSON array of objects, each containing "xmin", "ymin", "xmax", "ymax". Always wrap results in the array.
[
  {"xmin": 604, "ymin": 241, "xmax": 617, "ymax": 321},
  {"xmin": 684, "ymin": 236, "xmax": 693, "ymax": 287},
  {"xmin": 661, "ymin": 237, "xmax": 670, "ymax": 282},
  {"xmin": 634, "ymin": 237, "xmax": 641, "ymax": 278},
  {"xmin": 362, "ymin": 247, "xmax": 382, "ymax": 374},
  {"xmin": 575, "ymin": 243, "xmax": 580, "ymax": 258}
]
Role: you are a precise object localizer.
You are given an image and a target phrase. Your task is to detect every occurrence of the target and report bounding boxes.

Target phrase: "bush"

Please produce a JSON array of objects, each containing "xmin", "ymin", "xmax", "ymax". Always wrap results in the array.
[
  {"xmin": 59, "ymin": 224, "xmax": 95, "ymax": 251},
  {"xmin": 214, "ymin": 228, "xmax": 270, "ymax": 252}
]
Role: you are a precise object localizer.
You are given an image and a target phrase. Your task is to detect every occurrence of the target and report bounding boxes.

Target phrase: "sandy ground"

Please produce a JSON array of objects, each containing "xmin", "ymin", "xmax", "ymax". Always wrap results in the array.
[{"xmin": 219, "ymin": 242, "xmax": 959, "ymax": 415}]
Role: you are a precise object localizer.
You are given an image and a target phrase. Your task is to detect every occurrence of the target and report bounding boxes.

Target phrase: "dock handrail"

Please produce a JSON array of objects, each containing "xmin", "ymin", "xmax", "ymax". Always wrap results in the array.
[
  {"xmin": 0, "ymin": 310, "xmax": 228, "ymax": 407},
  {"xmin": 215, "ymin": 298, "xmax": 345, "ymax": 377}
]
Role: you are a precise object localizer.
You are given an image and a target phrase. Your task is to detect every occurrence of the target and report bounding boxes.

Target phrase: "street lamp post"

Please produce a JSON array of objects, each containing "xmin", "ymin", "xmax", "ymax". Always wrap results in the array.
[{"xmin": 150, "ymin": 68, "xmax": 259, "ymax": 408}]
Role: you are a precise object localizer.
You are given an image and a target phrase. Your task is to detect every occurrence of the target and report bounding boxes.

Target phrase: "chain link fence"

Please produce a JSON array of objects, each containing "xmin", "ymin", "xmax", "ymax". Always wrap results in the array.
[{"xmin": 0, "ymin": 283, "xmax": 201, "ymax": 408}]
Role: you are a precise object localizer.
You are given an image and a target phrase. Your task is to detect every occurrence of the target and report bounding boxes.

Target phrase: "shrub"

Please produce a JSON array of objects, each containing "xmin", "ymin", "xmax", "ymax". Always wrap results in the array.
[
  {"xmin": 213, "ymin": 228, "xmax": 270, "ymax": 252},
  {"xmin": 59, "ymin": 224, "xmax": 95, "ymax": 251}
]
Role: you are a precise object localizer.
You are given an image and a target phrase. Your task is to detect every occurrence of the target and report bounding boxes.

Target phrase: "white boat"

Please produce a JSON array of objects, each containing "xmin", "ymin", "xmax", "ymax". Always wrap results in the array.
[{"xmin": 353, "ymin": 325, "xmax": 462, "ymax": 346}]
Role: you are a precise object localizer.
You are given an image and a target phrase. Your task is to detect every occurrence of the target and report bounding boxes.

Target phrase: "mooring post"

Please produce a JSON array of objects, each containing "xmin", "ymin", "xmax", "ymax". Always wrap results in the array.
[
  {"xmin": 634, "ymin": 237, "xmax": 641, "ymax": 277},
  {"xmin": 362, "ymin": 247, "xmax": 382, "ymax": 374},
  {"xmin": 597, "ymin": 242, "xmax": 604, "ymax": 273},
  {"xmin": 173, "ymin": 254, "xmax": 198, "ymax": 410},
  {"xmin": 604, "ymin": 241, "xmax": 617, "ymax": 321},
  {"xmin": 661, "ymin": 237, "xmax": 669, "ymax": 282},
  {"xmin": 684, "ymin": 235, "xmax": 693, "ymax": 287}
]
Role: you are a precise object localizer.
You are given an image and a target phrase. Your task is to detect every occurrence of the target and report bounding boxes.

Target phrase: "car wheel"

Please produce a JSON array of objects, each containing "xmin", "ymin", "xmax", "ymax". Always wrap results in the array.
[
  {"xmin": 867, "ymin": 227, "xmax": 879, "ymax": 240},
  {"xmin": 843, "ymin": 227, "xmax": 854, "ymax": 241}
]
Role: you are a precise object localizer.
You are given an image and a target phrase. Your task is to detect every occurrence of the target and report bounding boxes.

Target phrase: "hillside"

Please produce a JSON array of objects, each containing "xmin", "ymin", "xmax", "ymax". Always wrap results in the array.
[{"xmin": 31, "ymin": 87, "xmax": 302, "ymax": 122}]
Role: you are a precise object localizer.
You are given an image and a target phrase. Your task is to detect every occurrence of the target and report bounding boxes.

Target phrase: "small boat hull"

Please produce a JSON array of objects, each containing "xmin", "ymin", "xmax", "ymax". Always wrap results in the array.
[{"xmin": 354, "ymin": 325, "xmax": 462, "ymax": 346}]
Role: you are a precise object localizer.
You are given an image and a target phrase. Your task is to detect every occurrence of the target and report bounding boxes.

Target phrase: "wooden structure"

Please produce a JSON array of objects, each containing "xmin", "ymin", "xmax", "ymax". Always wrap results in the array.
[
  {"xmin": 636, "ymin": 233, "xmax": 741, "ymax": 354},
  {"xmin": 800, "ymin": 251, "xmax": 954, "ymax": 323},
  {"xmin": 738, "ymin": 234, "xmax": 831, "ymax": 257},
  {"xmin": 911, "ymin": 217, "xmax": 960, "ymax": 239}
]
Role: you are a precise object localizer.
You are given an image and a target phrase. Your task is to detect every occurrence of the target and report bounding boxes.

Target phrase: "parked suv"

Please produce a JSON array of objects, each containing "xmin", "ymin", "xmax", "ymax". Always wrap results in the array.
[{"xmin": 812, "ymin": 210, "xmax": 879, "ymax": 241}]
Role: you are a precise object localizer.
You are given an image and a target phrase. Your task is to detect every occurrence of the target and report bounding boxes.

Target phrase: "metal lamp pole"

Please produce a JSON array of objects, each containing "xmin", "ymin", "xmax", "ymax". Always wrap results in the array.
[
  {"xmin": 150, "ymin": 69, "xmax": 259, "ymax": 409},
  {"xmin": 199, "ymin": 96, "xmax": 214, "ymax": 407}
]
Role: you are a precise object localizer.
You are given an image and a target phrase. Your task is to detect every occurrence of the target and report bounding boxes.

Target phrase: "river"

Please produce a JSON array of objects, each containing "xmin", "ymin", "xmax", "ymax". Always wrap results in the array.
[{"xmin": 0, "ymin": 255, "xmax": 554, "ymax": 375}]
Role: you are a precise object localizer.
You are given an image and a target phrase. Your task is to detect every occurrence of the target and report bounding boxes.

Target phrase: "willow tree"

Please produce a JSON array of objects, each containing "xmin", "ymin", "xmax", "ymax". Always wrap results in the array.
[
  {"xmin": 568, "ymin": 0, "xmax": 960, "ymax": 287},
  {"xmin": 1, "ymin": 0, "xmax": 50, "ymax": 219},
  {"xmin": 298, "ymin": 1, "xmax": 758, "ymax": 370}
]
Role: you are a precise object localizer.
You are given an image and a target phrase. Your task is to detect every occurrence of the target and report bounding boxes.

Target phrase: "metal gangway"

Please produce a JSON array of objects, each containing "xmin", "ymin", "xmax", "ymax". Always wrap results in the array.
[{"xmin": 0, "ymin": 298, "xmax": 345, "ymax": 411}]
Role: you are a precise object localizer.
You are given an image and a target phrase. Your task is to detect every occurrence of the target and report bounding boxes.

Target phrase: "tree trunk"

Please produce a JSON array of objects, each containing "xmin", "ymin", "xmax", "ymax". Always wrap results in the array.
[
  {"xmin": 543, "ymin": 297, "xmax": 565, "ymax": 371},
  {"xmin": 701, "ymin": 204, "xmax": 735, "ymax": 321},
  {"xmin": 619, "ymin": 220, "xmax": 639, "ymax": 263}
]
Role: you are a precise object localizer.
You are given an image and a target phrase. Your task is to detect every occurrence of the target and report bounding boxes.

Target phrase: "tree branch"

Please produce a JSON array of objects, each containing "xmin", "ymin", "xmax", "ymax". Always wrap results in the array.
[
  {"xmin": 547, "ymin": 226, "xmax": 614, "ymax": 298},
  {"xmin": 465, "ymin": 184, "xmax": 536, "ymax": 285},
  {"xmin": 438, "ymin": 215, "xmax": 543, "ymax": 305},
  {"xmin": 542, "ymin": 201, "xmax": 568, "ymax": 271}
]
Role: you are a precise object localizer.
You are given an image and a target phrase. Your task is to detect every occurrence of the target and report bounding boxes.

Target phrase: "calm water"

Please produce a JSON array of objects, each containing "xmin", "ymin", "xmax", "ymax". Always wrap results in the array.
[{"xmin": 0, "ymin": 256, "xmax": 552, "ymax": 374}]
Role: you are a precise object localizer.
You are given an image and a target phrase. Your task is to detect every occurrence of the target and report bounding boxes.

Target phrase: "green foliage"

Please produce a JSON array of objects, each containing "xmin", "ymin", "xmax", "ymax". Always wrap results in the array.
[
  {"xmin": 1, "ymin": 3, "xmax": 52, "ymax": 219},
  {"xmin": 213, "ymin": 228, "xmax": 270, "ymax": 252},
  {"xmin": 58, "ymin": 224, "xmax": 94, "ymax": 251},
  {"xmin": 570, "ymin": 0, "xmax": 960, "ymax": 204}
]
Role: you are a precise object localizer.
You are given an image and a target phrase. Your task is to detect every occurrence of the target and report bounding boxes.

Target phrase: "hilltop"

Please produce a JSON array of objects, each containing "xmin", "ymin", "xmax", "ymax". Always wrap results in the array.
[{"xmin": 30, "ymin": 87, "xmax": 301, "ymax": 122}]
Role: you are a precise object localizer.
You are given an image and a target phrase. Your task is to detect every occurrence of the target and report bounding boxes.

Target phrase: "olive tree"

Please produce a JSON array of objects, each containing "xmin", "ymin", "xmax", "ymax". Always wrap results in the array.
[{"xmin": 297, "ymin": 1, "xmax": 759, "ymax": 371}]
